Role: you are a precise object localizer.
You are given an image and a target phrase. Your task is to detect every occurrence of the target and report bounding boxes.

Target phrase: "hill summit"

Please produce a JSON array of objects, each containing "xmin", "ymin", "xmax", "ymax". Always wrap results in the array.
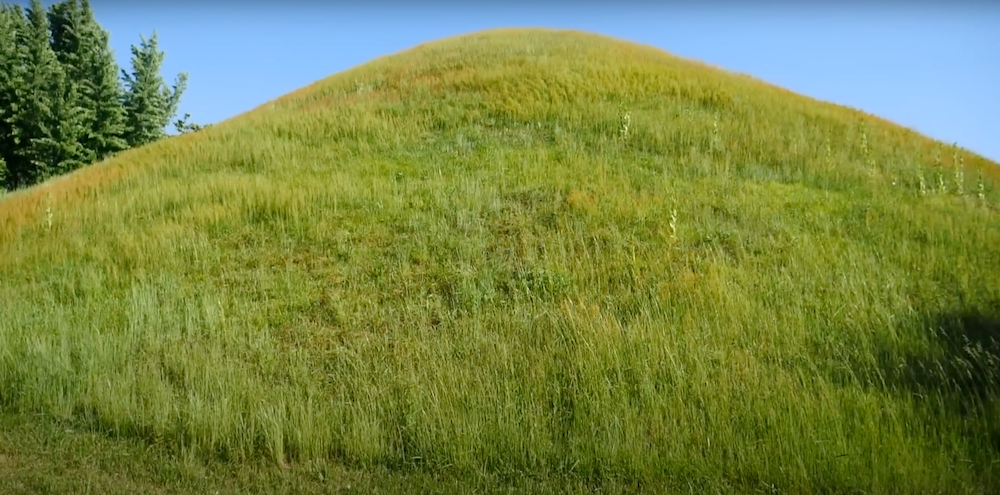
[{"xmin": 1, "ymin": 28, "xmax": 998, "ymax": 493}]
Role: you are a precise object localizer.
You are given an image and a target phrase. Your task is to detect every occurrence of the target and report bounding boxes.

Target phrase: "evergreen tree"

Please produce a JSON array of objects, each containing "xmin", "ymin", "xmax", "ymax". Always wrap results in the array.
[
  {"xmin": 0, "ymin": 2, "xmax": 27, "ymax": 190},
  {"xmin": 44, "ymin": 67, "xmax": 89, "ymax": 176},
  {"xmin": 47, "ymin": 0, "xmax": 94, "ymax": 165},
  {"xmin": 47, "ymin": 0, "xmax": 84, "ymax": 72},
  {"xmin": 0, "ymin": 155, "xmax": 7, "ymax": 190},
  {"xmin": 48, "ymin": 0, "xmax": 127, "ymax": 164},
  {"xmin": 122, "ymin": 31, "xmax": 187, "ymax": 148},
  {"xmin": 173, "ymin": 112, "xmax": 204, "ymax": 134},
  {"xmin": 6, "ymin": 0, "xmax": 87, "ymax": 187},
  {"xmin": 2, "ymin": 1, "xmax": 191, "ymax": 189},
  {"xmin": 80, "ymin": 0, "xmax": 128, "ymax": 160}
]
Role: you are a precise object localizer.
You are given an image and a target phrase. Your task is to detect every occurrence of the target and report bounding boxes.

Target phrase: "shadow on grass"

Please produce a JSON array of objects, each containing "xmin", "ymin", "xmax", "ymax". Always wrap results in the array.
[
  {"xmin": 884, "ymin": 310, "xmax": 999, "ymax": 410},
  {"xmin": 868, "ymin": 307, "xmax": 1000, "ymax": 459}
]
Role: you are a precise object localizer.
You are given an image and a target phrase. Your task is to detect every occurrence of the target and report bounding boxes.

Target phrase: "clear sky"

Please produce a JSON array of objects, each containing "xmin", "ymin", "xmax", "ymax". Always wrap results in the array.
[{"xmin": 36, "ymin": 1, "xmax": 1000, "ymax": 162}]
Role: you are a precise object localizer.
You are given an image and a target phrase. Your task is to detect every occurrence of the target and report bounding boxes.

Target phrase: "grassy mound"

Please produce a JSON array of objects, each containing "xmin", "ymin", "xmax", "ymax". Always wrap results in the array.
[{"xmin": 1, "ymin": 28, "xmax": 998, "ymax": 493}]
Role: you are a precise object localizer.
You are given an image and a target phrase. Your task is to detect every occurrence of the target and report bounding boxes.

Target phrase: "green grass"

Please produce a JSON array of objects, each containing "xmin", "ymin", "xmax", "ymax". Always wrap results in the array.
[{"xmin": 1, "ymin": 28, "xmax": 999, "ymax": 493}]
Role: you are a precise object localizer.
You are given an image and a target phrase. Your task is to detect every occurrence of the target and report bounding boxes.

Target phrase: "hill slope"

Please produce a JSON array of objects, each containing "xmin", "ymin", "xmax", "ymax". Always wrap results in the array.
[{"xmin": 2, "ymin": 28, "xmax": 999, "ymax": 493}]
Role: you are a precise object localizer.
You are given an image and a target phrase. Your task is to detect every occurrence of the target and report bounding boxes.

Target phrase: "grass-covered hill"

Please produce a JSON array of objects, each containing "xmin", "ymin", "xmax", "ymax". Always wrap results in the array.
[{"xmin": 1, "ymin": 28, "xmax": 999, "ymax": 494}]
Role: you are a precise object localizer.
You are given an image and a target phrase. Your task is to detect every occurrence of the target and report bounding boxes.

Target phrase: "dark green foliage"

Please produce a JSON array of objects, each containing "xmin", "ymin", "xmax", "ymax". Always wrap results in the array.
[
  {"xmin": 3, "ymin": 0, "xmax": 86, "ymax": 187},
  {"xmin": 0, "ymin": 0, "xmax": 187, "ymax": 191},
  {"xmin": 45, "ymin": 70, "xmax": 90, "ymax": 176},
  {"xmin": 0, "ymin": 3, "xmax": 27, "ymax": 190},
  {"xmin": 173, "ymin": 112, "xmax": 204, "ymax": 134},
  {"xmin": 122, "ymin": 31, "xmax": 188, "ymax": 148},
  {"xmin": 48, "ymin": 0, "xmax": 128, "ymax": 163}
]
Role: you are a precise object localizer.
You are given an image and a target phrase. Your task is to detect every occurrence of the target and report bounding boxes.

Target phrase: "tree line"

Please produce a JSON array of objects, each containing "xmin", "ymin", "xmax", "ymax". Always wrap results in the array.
[{"xmin": 0, "ymin": 0, "xmax": 198, "ymax": 192}]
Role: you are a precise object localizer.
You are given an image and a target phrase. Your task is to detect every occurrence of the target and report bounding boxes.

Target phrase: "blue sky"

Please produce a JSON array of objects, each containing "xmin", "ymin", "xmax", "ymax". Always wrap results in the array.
[{"xmin": 40, "ymin": 2, "xmax": 1000, "ymax": 162}]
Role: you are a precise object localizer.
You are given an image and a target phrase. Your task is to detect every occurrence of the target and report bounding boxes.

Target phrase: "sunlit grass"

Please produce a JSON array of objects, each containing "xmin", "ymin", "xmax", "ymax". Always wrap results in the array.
[{"xmin": 1, "ymin": 28, "xmax": 998, "ymax": 493}]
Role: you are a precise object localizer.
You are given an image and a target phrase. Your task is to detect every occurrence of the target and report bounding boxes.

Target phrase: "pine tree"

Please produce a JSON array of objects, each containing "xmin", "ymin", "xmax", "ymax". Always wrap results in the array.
[
  {"xmin": 0, "ymin": 2, "xmax": 28, "ymax": 190},
  {"xmin": 80, "ymin": 0, "xmax": 128, "ymax": 160},
  {"xmin": 122, "ymin": 31, "xmax": 188, "ymax": 148},
  {"xmin": 6, "ymin": 0, "xmax": 87, "ymax": 187},
  {"xmin": 48, "ymin": 0, "xmax": 127, "ymax": 164},
  {"xmin": 45, "ymin": 67, "xmax": 89, "ymax": 176},
  {"xmin": 173, "ymin": 112, "xmax": 205, "ymax": 134},
  {"xmin": 47, "ymin": 0, "xmax": 84, "ymax": 72},
  {"xmin": 0, "ymin": 154, "xmax": 7, "ymax": 191},
  {"xmin": 47, "ymin": 0, "xmax": 94, "ymax": 165}
]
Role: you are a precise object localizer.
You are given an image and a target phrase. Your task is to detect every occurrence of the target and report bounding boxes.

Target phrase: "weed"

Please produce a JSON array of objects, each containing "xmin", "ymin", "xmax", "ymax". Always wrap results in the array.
[
  {"xmin": 619, "ymin": 105, "xmax": 632, "ymax": 142},
  {"xmin": 824, "ymin": 136, "xmax": 833, "ymax": 167},
  {"xmin": 978, "ymin": 171, "xmax": 987, "ymax": 206},
  {"xmin": 669, "ymin": 208, "xmax": 678, "ymax": 240},
  {"xmin": 711, "ymin": 112, "xmax": 721, "ymax": 154},
  {"xmin": 953, "ymin": 145, "xmax": 965, "ymax": 196},
  {"xmin": 935, "ymin": 146, "xmax": 947, "ymax": 194},
  {"xmin": 860, "ymin": 122, "xmax": 876, "ymax": 176},
  {"xmin": 44, "ymin": 193, "xmax": 53, "ymax": 230}
]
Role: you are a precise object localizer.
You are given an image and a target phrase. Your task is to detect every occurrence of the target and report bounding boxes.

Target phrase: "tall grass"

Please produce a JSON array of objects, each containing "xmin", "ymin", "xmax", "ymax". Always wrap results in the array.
[{"xmin": 1, "ymin": 28, "xmax": 999, "ymax": 493}]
